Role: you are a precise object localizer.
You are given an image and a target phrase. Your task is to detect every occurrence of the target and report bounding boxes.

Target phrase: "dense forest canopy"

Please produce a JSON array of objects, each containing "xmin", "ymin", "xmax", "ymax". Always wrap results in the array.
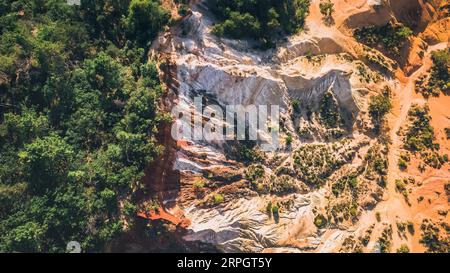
[
  {"xmin": 208, "ymin": 0, "xmax": 310, "ymax": 47},
  {"xmin": 0, "ymin": 0, "xmax": 170, "ymax": 252}
]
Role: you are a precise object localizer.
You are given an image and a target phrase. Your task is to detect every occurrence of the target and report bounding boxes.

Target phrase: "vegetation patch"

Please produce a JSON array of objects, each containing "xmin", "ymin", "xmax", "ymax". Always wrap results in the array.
[
  {"xmin": 319, "ymin": 0, "xmax": 334, "ymax": 26},
  {"xmin": 225, "ymin": 140, "xmax": 265, "ymax": 165},
  {"xmin": 420, "ymin": 219, "xmax": 450, "ymax": 253},
  {"xmin": 354, "ymin": 21, "xmax": 413, "ymax": 57},
  {"xmin": 0, "ymin": 0, "xmax": 170, "ymax": 252},
  {"xmin": 356, "ymin": 63, "xmax": 381, "ymax": 83},
  {"xmin": 415, "ymin": 48, "xmax": 450, "ymax": 98},
  {"xmin": 421, "ymin": 150, "xmax": 448, "ymax": 169},
  {"xmin": 340, "ymin": 235, "xmax": 363, "ymax": 253},
  {"xmin": 398, "ymin": 153, "xmax": 410, "ymax": 171},
  {"xmin": 245, "ymin": 164, "xmax": 265, "ymax": 181},
  {"xmin": 363, "ymin": 50, "xmax": 395, "ymax": 74},
  {"xmin": 293, "ymin": 143, "xmax": 354, "ymax": 186},
  {"xmin": 252, "ymin": 175, "xmax": 301, "ymax": 196},
  {"xmin": 314, "ymin": 214, "xmax": 327, "ymax": 228},
  {"xmin": 404, "ymin": 105, "xmax": 448, "ymax": 169},
  {"xmin": 331, "ymin": 172, "xmax": 358, "ymax": 197},
  {"xmin": 360, "ymin": 224, "xmax": 374, "ymax": 246},
  {"xmin": 395, "ymin": 178, "xmax": 411, "ymax": 205},
  {"xmin": 378, "ymin": 225, "xmax": 393, "ymax": 253},
  {"xmin": 329, "ymin": 200, "xmax": 359, "ymax": 223},
  {"xmin": 396, "ymin": 244, "xmax": 410, "ymax": 253},
  {"xmin": 368, "ymin": 87, "xmax": 392, "ymax": 133},
  {"xmin": 359, "ymin": 224, "xmax": 375, "ymax": 246},
  {"xmin": 363, "ymin": 145, "xmax": 388, "ymax": 187},
  {"xmin": 208, "ymin": 0, "xmax": 310, "ymax": 47},
  {"xmin": 405, "ymin": 105, "xmax": 437, "ymax": 152},
  {"xmin": 269, "ymin": 175, "xmax": 300, "ymax": 195},
  {"xmin": 319, "ymin": 90, "xmax": 343, "ymax": 129}
]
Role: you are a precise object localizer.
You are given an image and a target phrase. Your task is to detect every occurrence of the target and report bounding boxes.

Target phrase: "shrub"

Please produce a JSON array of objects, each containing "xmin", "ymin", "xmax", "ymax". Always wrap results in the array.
[
  {"xmin": 445, "ymin": 182, "xmax": 450, "ymax": 194},
  {"xmin": 291, "ymin": 99, "xmax": 301, "ymax": 113},
  {"xmin": 396, "ymin": 244, "xmax": 410, "ymax": 253},
  {"xmin": 266, "ymin": 201, "xmax": 272, "ymax": 214},
  {"xmin": 375, "ymin": 212, "xmax": 381, "ymax": 222},
  {"xmin": 213, "ymin": 193, "xmax": 224, "ymax": 204},
  {"xmin": 271, "ymin": 204, "xmax": 279, "ymax": 215},
  {"xmin": 406, "ymin": 221, "xmax": 415, "ymax": 234},
  {"xmin": 395, "ymin": 179, "xmax": 406, "ymax": 192},
  {"xmin": 398, "ymin": 158, "xmax": 408, "ymax": 170},
  {"xmin": 285, "ymin": 133, "xmax": 293, "ymax": 146},
  {"xmin": 314, "ymin": 214, "xmax": 327, "ymax": 228},
  {"xmin": 193, "ymin": 179, "xmax": 206, "ymax": 189},
  {"xmin": 178, "ymin": 5, "xmax": 189, "ymax": 17},
  {"xmin": 397, "ymin": 222, "xmax": 407, "ymax": 232}
]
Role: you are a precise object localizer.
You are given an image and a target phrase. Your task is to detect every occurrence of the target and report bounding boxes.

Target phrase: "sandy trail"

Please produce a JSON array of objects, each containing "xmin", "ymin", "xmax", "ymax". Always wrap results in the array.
[
  {"xmin": 374, "ymin": 42, "xmax": 448, "ymax": 252},
  {"xmin": 388, "ymin": 43, "xmax": 447, "ymax": 196}
]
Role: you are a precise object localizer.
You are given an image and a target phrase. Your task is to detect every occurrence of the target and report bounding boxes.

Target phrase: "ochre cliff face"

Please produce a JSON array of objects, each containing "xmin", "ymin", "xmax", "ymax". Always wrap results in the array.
[
  {"xmin": 145, "ymin": 0, "xmax": 449, "ymax": 253},
  {"xmin": 418, "ymin": 0, "xmax": 450, "ymax": 45},
  {"xmin": 399, "ymin": 0, "xmax": 449, "ymax": 74}
]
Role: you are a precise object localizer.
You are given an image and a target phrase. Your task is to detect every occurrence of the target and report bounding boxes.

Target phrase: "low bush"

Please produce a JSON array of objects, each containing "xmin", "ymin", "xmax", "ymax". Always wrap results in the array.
[
  {"xmin": 396, "ymin": 244, "xmax": 410, "ymax": 253},
  {"xmin": 314, "ymin": 214, "xmax": 327, "ymax": 228}
]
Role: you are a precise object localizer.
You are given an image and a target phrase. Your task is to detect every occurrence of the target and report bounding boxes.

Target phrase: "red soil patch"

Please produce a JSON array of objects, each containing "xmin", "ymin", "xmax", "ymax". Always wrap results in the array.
[{"xmin": 137, "ymin": 209, "xmax": 190, "ymax": 228}]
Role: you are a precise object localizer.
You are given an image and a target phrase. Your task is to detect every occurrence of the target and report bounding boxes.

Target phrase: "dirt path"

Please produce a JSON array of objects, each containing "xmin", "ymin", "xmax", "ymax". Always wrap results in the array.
[
  {"xmin": 387, "ymin": 44, "xmax": 444, "ymax": 202},
  {"xmin": 373, "ymin": 42, "xmax": 448, "ymax": 252},
  {"xmin": 387, "ymin": 42, "xmax": 447, "ymax": 202}
]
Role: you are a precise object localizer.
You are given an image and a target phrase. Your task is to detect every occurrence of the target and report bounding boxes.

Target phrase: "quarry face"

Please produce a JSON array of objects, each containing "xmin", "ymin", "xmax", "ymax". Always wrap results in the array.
[{"xmin": 150, "ymin": 0, "xmax": 450, "ymax": 253}]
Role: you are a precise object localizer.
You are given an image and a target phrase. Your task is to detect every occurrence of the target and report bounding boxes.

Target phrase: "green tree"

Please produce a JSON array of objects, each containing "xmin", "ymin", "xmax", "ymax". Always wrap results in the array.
[
  {"xmin": 125, "ymin": 0, "xmax": 170, "ymax": 47},
  {"xmin": 369, "ymin": 87, "xmax": 392, "ymax": 132},
  {"xmin": 19, "ymin": 134, "xmax": 74, "ymax": 193}
]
